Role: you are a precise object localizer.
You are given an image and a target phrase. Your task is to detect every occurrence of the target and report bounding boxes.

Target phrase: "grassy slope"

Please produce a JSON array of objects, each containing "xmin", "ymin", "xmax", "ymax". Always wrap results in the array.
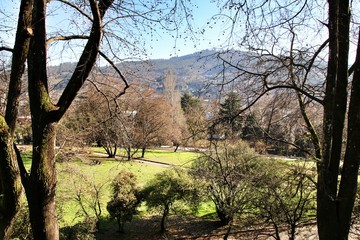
[{"xmin": 22, "ymin": 147, "xmax": 202, "ymax": 227}]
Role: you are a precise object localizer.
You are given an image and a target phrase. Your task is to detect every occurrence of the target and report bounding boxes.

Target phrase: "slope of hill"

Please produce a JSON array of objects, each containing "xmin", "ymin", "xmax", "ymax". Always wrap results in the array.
[{"xmin": 47, "ymin": 49, "xmax": 225, "ymax": 97}]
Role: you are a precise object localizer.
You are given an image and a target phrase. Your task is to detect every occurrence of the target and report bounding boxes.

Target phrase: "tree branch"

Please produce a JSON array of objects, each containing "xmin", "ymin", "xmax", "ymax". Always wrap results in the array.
[
  {"xmin": 304, "ymin": 39, "xmax": 329, "ymax": 82},
  {"xmin": 47, "ymin": 35, "xmax": 89, "ymax": 45},
  {"xmin": 54, "ymin": 0, "xmax": 114, "ymax": 120},
  {"xmin": 0, "ymin": 47, "xmax": 13, "ymax": 52},
  {"xmin": 55, "ymin": 0, "xmax": 92, "ymax": 21},
  {"xmin": 99, "ymin": 51, "xmax": 129, "ymax": 98}
]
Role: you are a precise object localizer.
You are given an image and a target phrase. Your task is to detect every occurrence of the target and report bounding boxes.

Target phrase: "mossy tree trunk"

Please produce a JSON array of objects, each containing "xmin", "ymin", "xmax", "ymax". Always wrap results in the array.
[
  {"xmin": 0, "ymin": 0, "xmax": 33, "ymax": 238},
  {"xmin": 20, "ymin": 0, "xmax": 112, "ymax": 239},
  {"xmin": 25, "ymin": 123, "xmax": 59, "ymax": 239},
  {"xmin": 0, "ymin": 119, "xmax": 23, "ymax": 240},
  {"xmin": 336, "ymin": 28, "xmax": 360, "ymax": 240}
]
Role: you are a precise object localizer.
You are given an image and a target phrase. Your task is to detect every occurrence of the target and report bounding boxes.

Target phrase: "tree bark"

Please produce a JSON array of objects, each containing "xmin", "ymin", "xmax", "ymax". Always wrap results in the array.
[
  {"xmin": 25, "ymin": 124, "xmax": 59, "ymax": 240},
  {"xmin": 25, "ymin": 0, "xmax": 60, "ymax": 238},
  {"xmin": 0, "ymin": 0, "xmax": 113, "ymax": 238},
  {"xmin": 24, "ymin": 0, "xmax": 113, "ymax": 238},
  {"xmin": 0, "ymin": 0, "xmax": 33, "ymax": 238},
  {"xmin": 141, "ymin": 147, "xmax": 146, "ymax": 158},
  {"xmin": 317, "ymin": 0, "xmax": 351, "ymax": 239},
  {"xmin": 337, "ymin": 28, "xmax": 360, "ymax": 239},
  {"xmin": 0, "ymin": 119, "xmax": 23, "ymax": 240},
  {"xmin": 161, "ymin": 204, "xmax": 170, "ymax": 233}
]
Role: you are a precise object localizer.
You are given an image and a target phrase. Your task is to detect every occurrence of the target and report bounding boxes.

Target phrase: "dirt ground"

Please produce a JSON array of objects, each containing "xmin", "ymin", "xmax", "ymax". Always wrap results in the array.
[
  {"xmin": 95, "ymin": 215, "xmax": 301, "ymax": 240},
  {"xmin": 94, "ymin": 215, "xmax": 360, "ymax": 240}
]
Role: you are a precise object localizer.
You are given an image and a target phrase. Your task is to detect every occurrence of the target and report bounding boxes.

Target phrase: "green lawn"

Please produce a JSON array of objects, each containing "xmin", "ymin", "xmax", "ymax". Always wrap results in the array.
[
  {"xmin": 91, "ymin": 147, "xmax": 200, "ymax": 166},
  {"xmin": 140, "ymin": 148, "xmax": 200, "ymax": 166},
  {"xmin": 56, "ymin": 159, "xmax": 168, "ymax": 226},
  {"xmin": 21, "ymin": 147, "xmax": 203, "ymax": 228}
]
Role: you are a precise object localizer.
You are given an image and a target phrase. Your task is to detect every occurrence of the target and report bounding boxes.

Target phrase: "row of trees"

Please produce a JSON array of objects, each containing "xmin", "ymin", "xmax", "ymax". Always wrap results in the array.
[
  {"xmin": 57, "ymin": 73, "xmax": 186, "ymax": 159},
  {"xmin": 58, "ymin": 84, "xmax": 318, "ymax": 160}
]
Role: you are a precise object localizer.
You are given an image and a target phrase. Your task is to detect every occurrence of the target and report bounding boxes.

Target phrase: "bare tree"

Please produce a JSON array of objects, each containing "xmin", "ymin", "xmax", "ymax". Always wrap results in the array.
[
  {"xmin": 208, "ymin": 1, "xmax": 359, "ymax": 238},
  {"xmin": 134, "ymin": 89, "xmax": 173, "ymax": 158},
  {"xmin": 255, "ymin": 163, "xmax": 316, "ymax": 240},
  {"xmin": 162, "ymin": 70, "xmax": 186, "ymax": 148},
  {"xmin": 192, "ymin": 140, "xmax": 262, "ymax": 238},
  {"xmin": 0, "ymin": 0, "xmax": 194, "ymax": 239},
  {"xmin": 60, "ymin": 166, "xmax": 108, "ymax": 232},
  {"xmin": 180, "ymin": 93, "xmax": 207, "ymax": 146}
]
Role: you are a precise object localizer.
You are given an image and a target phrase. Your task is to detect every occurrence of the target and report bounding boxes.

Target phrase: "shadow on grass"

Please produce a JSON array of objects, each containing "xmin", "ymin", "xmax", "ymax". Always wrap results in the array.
[
  {"xmin": 95, "ymin": 215, "xmax": 224, "ymax": 240},
  {"xmin": 95, "ymin": 215, "xmax": 164, "ymax": 240}
]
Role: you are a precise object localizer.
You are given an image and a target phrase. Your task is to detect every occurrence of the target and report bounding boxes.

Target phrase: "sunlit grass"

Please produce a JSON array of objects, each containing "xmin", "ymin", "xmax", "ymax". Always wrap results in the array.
[
  {"xmin": 140, "ymin": 148, "xmax": 200, "ymax": 166},
  {"xmin": 56, "ymin": 159, "xmax": 168, "ymax": 226},
  {"xmin": 90, "ymin": 147, "xmax": 200, "ymax": 166},
  {"xmin": 19, "ymin": 150, "xmax": 32, "ymax": 170},
  {"xmin": 19, "ymin": 147, "xmax": 211, "ymax": 227}
]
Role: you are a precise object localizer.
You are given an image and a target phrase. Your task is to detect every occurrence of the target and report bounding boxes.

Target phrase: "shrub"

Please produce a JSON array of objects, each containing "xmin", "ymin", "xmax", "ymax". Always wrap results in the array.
[
  {"xmin": 192, "ymin": 140, "xmax": 262, "ymax": 226},
  {"xmin": 141, "ymin": 168, "xmax": 201, "ymax": 232},
  {"xmin": 254, "ymin": 162, "xmax": 316, "ymax": 240},
  {"xmin": 106, "ymin": 170, "xmax": 140, "ymax": 232},
  {"xmin": 60, "ymin": 222, "xmax": 96, "ymax": 240}
]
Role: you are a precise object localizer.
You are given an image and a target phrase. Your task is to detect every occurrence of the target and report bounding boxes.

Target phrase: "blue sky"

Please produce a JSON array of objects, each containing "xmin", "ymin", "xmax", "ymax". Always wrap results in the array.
[
  {"xmin": 1, "ymin": 1, "xmax": 339, "ymax": 62},
  {"xmin": 0, "ymin": 0, "xmax": 228, "ymax": 61},
  {"xmin": 143, "ymin": 0, "xmax": 227, "ymax": 59}
]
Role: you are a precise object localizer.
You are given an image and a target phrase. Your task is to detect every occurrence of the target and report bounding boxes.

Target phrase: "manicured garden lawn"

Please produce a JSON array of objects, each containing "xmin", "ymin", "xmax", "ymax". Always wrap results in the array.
[
  {"xmin": 91, "ymin": 147, "xmax": 200, "ymax": 166},
  {"xmin": 56, "ymin": 158, "xmax": 169, "ymax": 226},
  {"xmin": 21, "ymin": 147, "xmax": 203, "ymax": 228},
  {"xmin": 140, "ymin": 148, "xmax": 200, "ymax": 166}
]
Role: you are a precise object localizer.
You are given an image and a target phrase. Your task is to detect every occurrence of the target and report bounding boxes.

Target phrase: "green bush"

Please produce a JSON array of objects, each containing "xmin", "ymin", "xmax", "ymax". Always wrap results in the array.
[
  {"xmin": 106, "ymin": 170, "xmax": 140, "ymax": 232},
  {"xmin": 254, "ymin": 163, "xmax": 316, "ymax": 240},
  {"xmin": 60, "ymin": 222, "xmax": 96, "ymax": 240},
  {"xmin": 141, "ymin": 168, "xmax": 201, "ymax": 232}
]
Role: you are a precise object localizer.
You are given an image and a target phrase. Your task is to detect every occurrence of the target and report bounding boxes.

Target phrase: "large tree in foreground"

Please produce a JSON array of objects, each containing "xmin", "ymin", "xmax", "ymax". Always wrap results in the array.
[
  {"xmin": 0, "ymin": 0, "xmax": 192, "ymax": 239},
  {"xmin": 210, "ymin": 0, "xmax": 358, "ymax": 239}
]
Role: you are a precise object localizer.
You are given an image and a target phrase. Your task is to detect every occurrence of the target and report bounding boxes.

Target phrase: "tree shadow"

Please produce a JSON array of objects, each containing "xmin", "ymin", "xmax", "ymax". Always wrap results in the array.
[
  {"xmin": 94, "ymin": 214, "xmax": 280, "ymax": 240},
  {"xmin": 94, "ymin": 216, "xmax": 165, "ymax": 240},
  {"xmin": 94, "ymin": 214, "xmax": 227, "ymax": 240}
]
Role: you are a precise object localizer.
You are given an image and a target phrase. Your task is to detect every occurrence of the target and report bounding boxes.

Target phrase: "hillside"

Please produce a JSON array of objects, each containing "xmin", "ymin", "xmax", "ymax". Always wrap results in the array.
[{"xmin": 47, "ymin": 49, "xmax": 226, "ymax": 97}]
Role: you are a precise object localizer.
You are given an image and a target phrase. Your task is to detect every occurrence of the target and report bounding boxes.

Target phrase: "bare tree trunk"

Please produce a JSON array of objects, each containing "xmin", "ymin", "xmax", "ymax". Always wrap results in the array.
[
  {"xmin": 337, "ymin": 28, "xmax": 360, "ymax": 239},
  {"xmin": 25, "ymin": 0, "xmax": 60, "ymax": 237},
  {"xmin": 141, "ymin": 147, "xmax": 146, "ymax": 158},
  {"xmin": 127, "ymin": 147, "xmax": 131, "ymax": 160},
  {"xmin": 317, "ymin": 1, "xmax": 351, "ymax": 239},
  {"xmin": 160, "ymin": 204, "xmax": 170, "ymax": 233},
  {"xmin": 223, "ymin": 220, "xmax": 232, "ymax": 240},
  {"xmin": 0, "ymin": 0, "xmax": 113, "ymax": 238},
  {"xmin": 174, "ymin": 144, "xmax": 179, "ymax": 152}
]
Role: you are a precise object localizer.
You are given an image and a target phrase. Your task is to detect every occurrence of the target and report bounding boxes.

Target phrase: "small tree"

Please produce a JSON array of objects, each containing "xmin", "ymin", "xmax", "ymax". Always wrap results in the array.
[
  {"xmin": 106, "ymin": 171, "xmax": 140, "ymax": 232},
  {"xmin": 217, "ymin": 92, "xmax": 244, "ymax": 139},
  {"xmin": 141, "ymin": 168, "xmax": 201, "ymax": 233},
  {"xmin": 59, "ymin": 167, "xmax": 107, "ymax": 232},
  {"xmin": 254, "ymin": 162, "xmax": 316, "ymax": 240},
  {"xmin": 180, "ymin": 93, "xmax": 207, "ymax": 145},
  {"xmin": 192, "ymin": 140, "xmax": 261, "ymax": 227}
]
